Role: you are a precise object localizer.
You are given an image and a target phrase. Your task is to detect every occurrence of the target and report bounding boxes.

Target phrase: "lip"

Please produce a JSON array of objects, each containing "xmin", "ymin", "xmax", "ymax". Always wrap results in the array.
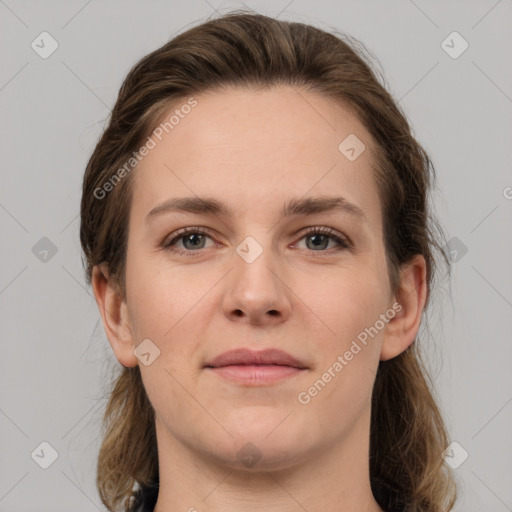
[
  {"xmin": 204, "ymin": 348, "xmax": 308, "ymax": 386},
  {"xmin": 204, "ymin": 348, "xmax": 308, "ymax": 369}
]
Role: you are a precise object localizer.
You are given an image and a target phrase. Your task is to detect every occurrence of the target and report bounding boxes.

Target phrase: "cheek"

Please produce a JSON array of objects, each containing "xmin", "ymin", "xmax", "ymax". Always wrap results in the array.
[
  {"xmin": 297, "ymin": 269, "xmax": 386, "ymax": 344},
  {"xmin": 126, "ymin": 261, "xmax": 212, "ymax": 384},
  {"xmin": 298, "ymin": 280, "xmax": 383, "ymax": 416},
  {"xmin": 126, "ymin": 251, "xmax": 202, "ymax": 337},
  {"xmin": 128, "ymin": 271, "xmax": 207, "ymax": 423}
]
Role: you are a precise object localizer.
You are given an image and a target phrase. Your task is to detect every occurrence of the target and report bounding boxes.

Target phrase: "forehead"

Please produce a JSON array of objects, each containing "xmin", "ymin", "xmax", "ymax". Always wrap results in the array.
[{"xmin": 130, "ymin": 85, "xmax": 382, "ymax": 234}]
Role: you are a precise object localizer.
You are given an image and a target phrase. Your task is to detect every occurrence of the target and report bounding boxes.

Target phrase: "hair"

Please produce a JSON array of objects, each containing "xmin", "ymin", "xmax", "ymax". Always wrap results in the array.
[{"xmin": 80, "ymin": 10, "xmax": 457, "ymax": 512}]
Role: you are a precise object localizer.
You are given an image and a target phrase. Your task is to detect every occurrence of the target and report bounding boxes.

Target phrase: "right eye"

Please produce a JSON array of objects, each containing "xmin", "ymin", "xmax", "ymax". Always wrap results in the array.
[{"xmin": 162, "ymin": 227, "xmax": 217, "ymax": 256}]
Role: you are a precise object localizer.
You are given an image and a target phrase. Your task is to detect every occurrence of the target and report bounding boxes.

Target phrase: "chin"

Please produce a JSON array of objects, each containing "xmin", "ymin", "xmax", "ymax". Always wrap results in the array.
[
  {"xmin": 220, "ymin": 438, "xmax": 309, "ymax": 472},
  {"xmin": 222, "ymin": 406, "xmax": 297, "ymax": 439}
]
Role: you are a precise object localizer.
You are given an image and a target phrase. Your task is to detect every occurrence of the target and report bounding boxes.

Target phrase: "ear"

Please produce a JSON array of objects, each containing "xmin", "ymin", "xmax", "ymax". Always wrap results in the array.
[
  {"xmin": 380, "ymin": 254, "xmax": 427, "ymax": 361},
  {"xmin": 91, "ymin": 263, "xmax": 138, "ymax": 367}
]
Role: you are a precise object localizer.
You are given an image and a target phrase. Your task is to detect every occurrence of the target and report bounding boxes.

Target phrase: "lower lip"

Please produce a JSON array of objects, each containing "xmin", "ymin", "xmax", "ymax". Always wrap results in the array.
[{"xmin": 206, "ymin": 365, "xmax": 305, "ymax": 385}]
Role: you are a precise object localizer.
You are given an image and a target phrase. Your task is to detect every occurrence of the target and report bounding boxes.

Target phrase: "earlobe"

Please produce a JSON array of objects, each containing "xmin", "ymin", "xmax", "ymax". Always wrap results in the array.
[
  {"xmin": 380, "ymin": 254, "xmax": 427, "ymax": 361},
  {"xmin": 91, "ymin": 263, "xmax": 139, "ymax": 368}
]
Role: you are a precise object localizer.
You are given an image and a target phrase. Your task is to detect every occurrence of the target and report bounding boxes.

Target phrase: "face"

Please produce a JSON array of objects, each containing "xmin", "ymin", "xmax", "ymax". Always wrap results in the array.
[{"xmin": 118, "ymin": 85, "xmax": 400, "ymax": 470}]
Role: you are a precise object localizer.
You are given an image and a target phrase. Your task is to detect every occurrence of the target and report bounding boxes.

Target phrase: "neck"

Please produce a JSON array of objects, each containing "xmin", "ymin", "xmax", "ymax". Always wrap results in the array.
[{"xmin": 153, "ymin": 407, "xmax": 384, "ymax": 512}]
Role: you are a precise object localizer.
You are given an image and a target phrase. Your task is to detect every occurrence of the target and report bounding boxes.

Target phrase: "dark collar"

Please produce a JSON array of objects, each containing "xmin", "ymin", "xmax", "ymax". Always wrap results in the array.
[{"xmin": 132, "ymin": 479, "xmax": 159, "ymax": 512}]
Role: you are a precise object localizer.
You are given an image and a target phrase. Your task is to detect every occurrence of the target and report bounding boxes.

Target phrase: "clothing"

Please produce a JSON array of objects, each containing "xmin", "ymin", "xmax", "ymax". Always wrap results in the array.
[
  {"xmin": 130, "ymin": 477, "xmax": 408, "ymax": 512},
  {"xmin": 131, "ymin": 479, "xmax": 158, "ymax": 512}
]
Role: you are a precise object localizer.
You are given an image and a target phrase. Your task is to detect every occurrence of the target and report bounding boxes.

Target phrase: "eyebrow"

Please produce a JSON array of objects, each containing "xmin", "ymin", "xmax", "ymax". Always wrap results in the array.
[{"xmin": 145, "ymin": 195, "xmax": 367, "ymax": 225}]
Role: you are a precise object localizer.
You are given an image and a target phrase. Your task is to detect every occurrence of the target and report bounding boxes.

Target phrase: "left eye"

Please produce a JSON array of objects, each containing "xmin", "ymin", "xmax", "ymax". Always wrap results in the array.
[
  {"xmin": 162, "ymin": 226, "xmax": 351, "ymax": 256},
  {"xmin": 295, "ymin": 227, "xmax": 351, "ymax": 252}
]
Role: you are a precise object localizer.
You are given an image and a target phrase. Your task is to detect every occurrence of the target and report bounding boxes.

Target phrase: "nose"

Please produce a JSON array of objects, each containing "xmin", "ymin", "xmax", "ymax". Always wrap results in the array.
[{"xmin": 222, "ymin": 239, "xmax": 292, "ymax": 326}]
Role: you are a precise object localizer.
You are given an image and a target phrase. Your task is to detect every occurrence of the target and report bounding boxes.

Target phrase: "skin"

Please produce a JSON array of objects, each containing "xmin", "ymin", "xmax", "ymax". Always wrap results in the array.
[{"xmin": 92, "ymin": 85, "xmax": 427, "ymax": 512}]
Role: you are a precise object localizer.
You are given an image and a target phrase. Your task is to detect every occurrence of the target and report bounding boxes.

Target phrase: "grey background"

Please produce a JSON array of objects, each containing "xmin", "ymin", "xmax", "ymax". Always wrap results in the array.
[{"xmin": 1, "ymin": 0, "xmax": 511, "ymax": 510}]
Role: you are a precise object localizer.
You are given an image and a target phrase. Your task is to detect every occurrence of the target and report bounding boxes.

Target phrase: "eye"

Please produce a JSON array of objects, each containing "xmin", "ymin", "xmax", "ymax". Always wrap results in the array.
[
  {"xmin": 162, "ymin": 227, "xmax": 216, "ymax": 256},
  {"xmin": 161, "ymin": 226, "xmax": 352, "ymax": 257},
  {"xmin": 294, "ymin": 226, "xmax": 352, "ymax": 254}
]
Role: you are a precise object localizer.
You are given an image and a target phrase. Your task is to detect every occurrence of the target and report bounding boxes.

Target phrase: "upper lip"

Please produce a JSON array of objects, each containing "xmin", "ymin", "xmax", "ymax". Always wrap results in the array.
[{"xmin": 204, "ymin": 348, "xmax": 308, "ymax": 369}]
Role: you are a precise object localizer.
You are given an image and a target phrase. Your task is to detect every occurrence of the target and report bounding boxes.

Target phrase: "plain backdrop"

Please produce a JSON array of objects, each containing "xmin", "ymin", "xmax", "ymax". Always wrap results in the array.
[{"xmin": 1, "ymin": 1, "xmax": 511, "ymax": 511}]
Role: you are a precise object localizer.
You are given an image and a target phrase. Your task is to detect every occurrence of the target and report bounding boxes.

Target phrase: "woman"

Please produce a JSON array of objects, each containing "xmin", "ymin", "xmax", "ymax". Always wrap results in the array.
[{"xmin": 80, "ymin": 11, "xmax": 457, "ymax": 512}]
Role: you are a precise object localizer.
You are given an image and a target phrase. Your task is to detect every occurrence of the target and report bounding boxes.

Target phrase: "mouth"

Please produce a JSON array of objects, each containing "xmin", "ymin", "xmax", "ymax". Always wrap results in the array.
[{"xmin": 203, "ymin": 348, "xmax": 308, "ymax": 386}]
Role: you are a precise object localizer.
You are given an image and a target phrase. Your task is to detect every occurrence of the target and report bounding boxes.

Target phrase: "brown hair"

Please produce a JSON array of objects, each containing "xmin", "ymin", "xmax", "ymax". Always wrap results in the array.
[{"xmin": 80, "ymin": 10, "xmax": 457, "ymax": 512}]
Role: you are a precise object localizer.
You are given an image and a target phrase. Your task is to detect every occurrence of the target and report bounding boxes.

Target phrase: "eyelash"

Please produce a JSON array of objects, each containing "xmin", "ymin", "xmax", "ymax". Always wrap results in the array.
[{"xmin": 161, "ymin": 226, "xmax": 352, "ymax": 257}]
